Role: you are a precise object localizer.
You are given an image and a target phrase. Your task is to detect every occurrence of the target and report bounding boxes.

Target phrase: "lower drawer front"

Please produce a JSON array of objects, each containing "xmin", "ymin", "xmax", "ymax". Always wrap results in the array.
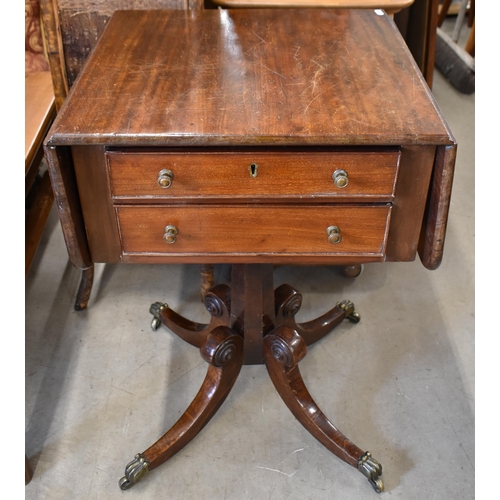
[{"xmin": 116, "ymin": 205, "xmax": 391, "ymax": 257}]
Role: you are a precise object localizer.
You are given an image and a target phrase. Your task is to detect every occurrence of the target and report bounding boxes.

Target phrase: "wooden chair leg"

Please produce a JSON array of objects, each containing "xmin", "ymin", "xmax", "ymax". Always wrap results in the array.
[
  {"xmin": 437, "ymin": 0, "xmax": 453, "ymax": 27},
  {"xmin": 467, "ymin": 0, "xmax": 475, "ymax": 28},
  {"xmin": 25, "ymin": 455, "xmax": 33, "ymax": 485},
  {"xmin": 465, "ymin": 18, "xmax": 474, "ymax": 56},
  {"xmin": 74, "ymin": 265, "xmax": 94, "ymax": 311}
]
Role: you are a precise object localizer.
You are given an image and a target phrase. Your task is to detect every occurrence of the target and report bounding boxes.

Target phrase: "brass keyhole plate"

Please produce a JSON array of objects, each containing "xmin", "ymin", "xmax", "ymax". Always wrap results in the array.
[{"xmin": 248, "ymin": 163, "xmax": 258, "ymax": 178}]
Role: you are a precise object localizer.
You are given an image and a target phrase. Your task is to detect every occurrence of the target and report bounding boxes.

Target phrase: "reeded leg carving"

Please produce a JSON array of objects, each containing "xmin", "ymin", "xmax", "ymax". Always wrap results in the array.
[
  {"xmin": 200, "ymin": 264, "xmax": 215, "ymax": 301},
  {"xmin": 274, "ymin": 284, "xmax": 360, "ymax": 346},
  {"xmin": 119, "ymin": 326, "xmax": 243, "ymax": 490},
  {"xmin": 150, "ymin": 284, "xmax": 231, "ymax": 348},
  {"xmin": 263, "ymin": 325, "xmax": 383, "ymax": 493},
  {"xmin": 74, "ymin": 265, "xmax": 94, "ymax": 311}
]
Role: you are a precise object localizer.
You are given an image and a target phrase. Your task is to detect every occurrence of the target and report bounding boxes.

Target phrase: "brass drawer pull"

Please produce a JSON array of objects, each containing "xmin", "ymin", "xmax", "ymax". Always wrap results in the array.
[
  {"xmin": 157, "ymin": 169, "xmax": 174, "ymax": 188},
  {"xmin": 332, "ymin": 169, "xmax": 349, "ymax": 188},
  {"xmin": 326, "ymin": 225, "xmax": 342, "ymax": 244},
  {"xmin": 163, "ymin": 225, "xmax": 178, "ymax": 244}
]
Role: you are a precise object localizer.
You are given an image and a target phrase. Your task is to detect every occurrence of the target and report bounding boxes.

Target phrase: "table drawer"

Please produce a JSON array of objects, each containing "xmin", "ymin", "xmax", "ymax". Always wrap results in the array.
[
  {"xmin": 107, "ymin": 151, "xmax": 400, "ymax": 201},
  {"xmin": 116, "ymin": 204, "xmax": 391, "ymax": 257}
]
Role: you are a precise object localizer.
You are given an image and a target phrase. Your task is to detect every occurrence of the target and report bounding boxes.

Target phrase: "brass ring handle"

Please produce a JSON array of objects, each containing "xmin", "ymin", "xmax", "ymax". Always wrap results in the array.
[
  {"xmin": 163, "ymin": 225, "xmax": 178, "ymax": 244},
  {"xmin": 332, "ymin": 169, "xmax": 349, "ymax": 188},
  {"xmin": 326, "ymin": 225, "xmax": 342, "ymax": 244},
  {"xmin": 157, "ymin": 169, "xmax": 174, "ymax": 188}
]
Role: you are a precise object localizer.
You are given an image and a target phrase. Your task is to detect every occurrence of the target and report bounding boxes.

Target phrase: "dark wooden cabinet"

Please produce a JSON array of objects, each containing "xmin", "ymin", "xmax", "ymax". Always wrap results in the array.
[{"xmin": 395, "ymin": 0, "xmax": 440, "ymax": 87}]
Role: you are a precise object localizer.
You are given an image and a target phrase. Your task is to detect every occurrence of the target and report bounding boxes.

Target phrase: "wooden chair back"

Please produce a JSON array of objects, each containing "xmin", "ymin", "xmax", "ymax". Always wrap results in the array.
[
  {"xmin": 211, "ymin": 0, "xmax": 414, "ymax": 15},
  {"xmin": 40, "ymin": 0, "xmax": 437, "ymax": 109},
  {"xmin": 40, "ymin": 0, "xmax": 206, "ymax": 112}
]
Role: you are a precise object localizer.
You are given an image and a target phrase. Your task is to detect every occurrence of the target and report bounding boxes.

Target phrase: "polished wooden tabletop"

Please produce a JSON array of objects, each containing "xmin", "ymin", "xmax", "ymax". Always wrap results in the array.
[{"xmin": 48, "ymin": 8, "xmax": 452, "ymax": 148}]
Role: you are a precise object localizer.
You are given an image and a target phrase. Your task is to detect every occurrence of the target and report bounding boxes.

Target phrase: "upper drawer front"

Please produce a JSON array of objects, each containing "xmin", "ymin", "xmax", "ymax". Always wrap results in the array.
[
  {"xmin": 107, "ymin": 151, "xmax": 400, "ymax": 201},
  {"xmin": 116, "ymin": 204, "xmax": 391, "ymax": 257}
]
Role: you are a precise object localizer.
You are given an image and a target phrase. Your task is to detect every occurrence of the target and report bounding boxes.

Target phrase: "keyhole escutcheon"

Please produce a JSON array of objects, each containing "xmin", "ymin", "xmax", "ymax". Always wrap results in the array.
[{"xmin": 248, "ymin": 163, "xmax": 258, "ymax": 178}]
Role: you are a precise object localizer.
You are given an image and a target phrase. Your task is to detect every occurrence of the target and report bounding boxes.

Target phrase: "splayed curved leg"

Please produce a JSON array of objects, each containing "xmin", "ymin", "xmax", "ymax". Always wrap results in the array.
[
  {"xmin": 119, "ymin": 326, "xmax": 244, "ymax": 490},
  {"xmin": 274, "ymin": 284, "xmax": 360, "ymax": 346},
  {"xmin": 150, "ymin": 284, "xmax": 231, "ymax": 348},
  {"xmin": 263, "ymin": 325, "xmax": 383, "ymax": 493}
]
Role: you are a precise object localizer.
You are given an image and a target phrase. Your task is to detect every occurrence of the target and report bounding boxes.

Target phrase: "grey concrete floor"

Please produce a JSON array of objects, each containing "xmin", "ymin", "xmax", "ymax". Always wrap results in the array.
[{"xmin": 25, "ymin": 52, "xmax": 474, "ymax": 500}]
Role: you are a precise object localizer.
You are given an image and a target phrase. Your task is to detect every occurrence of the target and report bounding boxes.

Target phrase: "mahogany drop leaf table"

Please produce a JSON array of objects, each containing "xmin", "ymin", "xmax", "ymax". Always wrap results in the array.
[{"xmin": 44, "ymin": 8, "xmax": 456, "ymax": 494}]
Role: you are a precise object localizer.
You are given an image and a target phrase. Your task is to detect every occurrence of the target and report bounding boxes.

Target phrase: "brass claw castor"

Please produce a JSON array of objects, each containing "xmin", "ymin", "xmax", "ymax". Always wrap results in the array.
[
  {"xmin": 150, "ymin": 302, "xmax": 168, "ymax": 331},
  {"xmin": 337, "ymin": 300, "xmax": 361, "ymax": 324},
  {"xmin": 119, "ymin": 453, "xmax": 150, "ymax": 490},
  {"xmin": 358, "ymin": 451, "xmax": 384, "ymax": 493}
]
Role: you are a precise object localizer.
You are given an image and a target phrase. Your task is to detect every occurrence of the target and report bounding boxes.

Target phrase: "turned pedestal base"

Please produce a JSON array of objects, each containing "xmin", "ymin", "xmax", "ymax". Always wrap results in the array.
[{"xmin": 119, "ymin": 264, "xmax": 383, "ymax": 493}]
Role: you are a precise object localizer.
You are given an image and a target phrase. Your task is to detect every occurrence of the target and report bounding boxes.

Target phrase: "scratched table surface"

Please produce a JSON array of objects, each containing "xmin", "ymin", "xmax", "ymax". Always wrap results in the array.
[{"xmin": 47, "ymin": 8, "xmax": 452, "ymax": 148}]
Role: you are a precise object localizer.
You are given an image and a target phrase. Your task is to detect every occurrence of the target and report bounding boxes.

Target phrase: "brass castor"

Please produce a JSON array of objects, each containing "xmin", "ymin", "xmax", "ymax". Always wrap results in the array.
[
  {"xmin": 358, "ymin": 451, "xmax": 384, "ymax": 493},
  {"xmin": 337, "ymin": 300, "xmax": 361, "ymax": 324},
  {"xmin": 149, "ymin": 302, "xmax": 168, "ymax": 331}
]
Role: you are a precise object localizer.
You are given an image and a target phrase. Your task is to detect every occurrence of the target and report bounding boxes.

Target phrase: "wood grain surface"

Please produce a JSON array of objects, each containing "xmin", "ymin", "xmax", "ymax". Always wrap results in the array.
[
  {"xmin": 107, "ymin": 149, "xmax": 400, "ymax": 201},
  {"xmin": 47, "ymin": 9, "xmax": 453, "ymax": 147},
  {"xmin": 418, "ymin": 143, "xmax": 457, "ymax": 270},
  {"xmin": 116, "ymin": 204, "xmax": 391, "ymax": 256}
]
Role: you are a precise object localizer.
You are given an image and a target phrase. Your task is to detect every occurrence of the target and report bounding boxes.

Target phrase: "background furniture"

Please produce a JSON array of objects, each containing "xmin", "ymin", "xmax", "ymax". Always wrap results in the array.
[
  {"xmin": 210, "ymin": 0, "xmax": 414, "ymax": 14},
  {"xmin": 25, "ymin": 0, "xmax": 56, "ymax": 483},
  {"xmin": 26, "ymin": 0, "xmax": 56, "ymax": 277},
  {"xmin": 437, "ymin": 0, "xmax": 474, "ymax": 50},
  {"xmin": 25, "ymin": 71, "xmax": 56, "ymax": 277},
  {"xmin": 44, "ymin": 8, "xmax": 456, "ymax": 492},
  {"xmin": 392, "ymin": 0, "xmax": 440, "ymax": 88},
  {"xmin": 434, "ymin": 0, "xmax": 474, "ymax": 93}
]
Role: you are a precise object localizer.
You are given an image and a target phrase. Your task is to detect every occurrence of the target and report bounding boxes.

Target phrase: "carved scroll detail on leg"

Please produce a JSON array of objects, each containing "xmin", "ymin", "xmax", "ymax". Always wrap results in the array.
[
  {"xmin": 274, "ymin": 285, "xmax": 359, "ymax": 346},
  {"xmin": 150, "ymin": 284, "xmax": 231, "ymax": 347},
  {"xmin": 119, "ymin": 326, "xmax": 243, "ymax": 490},
  {"xmin": 264, "ymin": 325, "xmax": 383, "ymax": 493}
]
